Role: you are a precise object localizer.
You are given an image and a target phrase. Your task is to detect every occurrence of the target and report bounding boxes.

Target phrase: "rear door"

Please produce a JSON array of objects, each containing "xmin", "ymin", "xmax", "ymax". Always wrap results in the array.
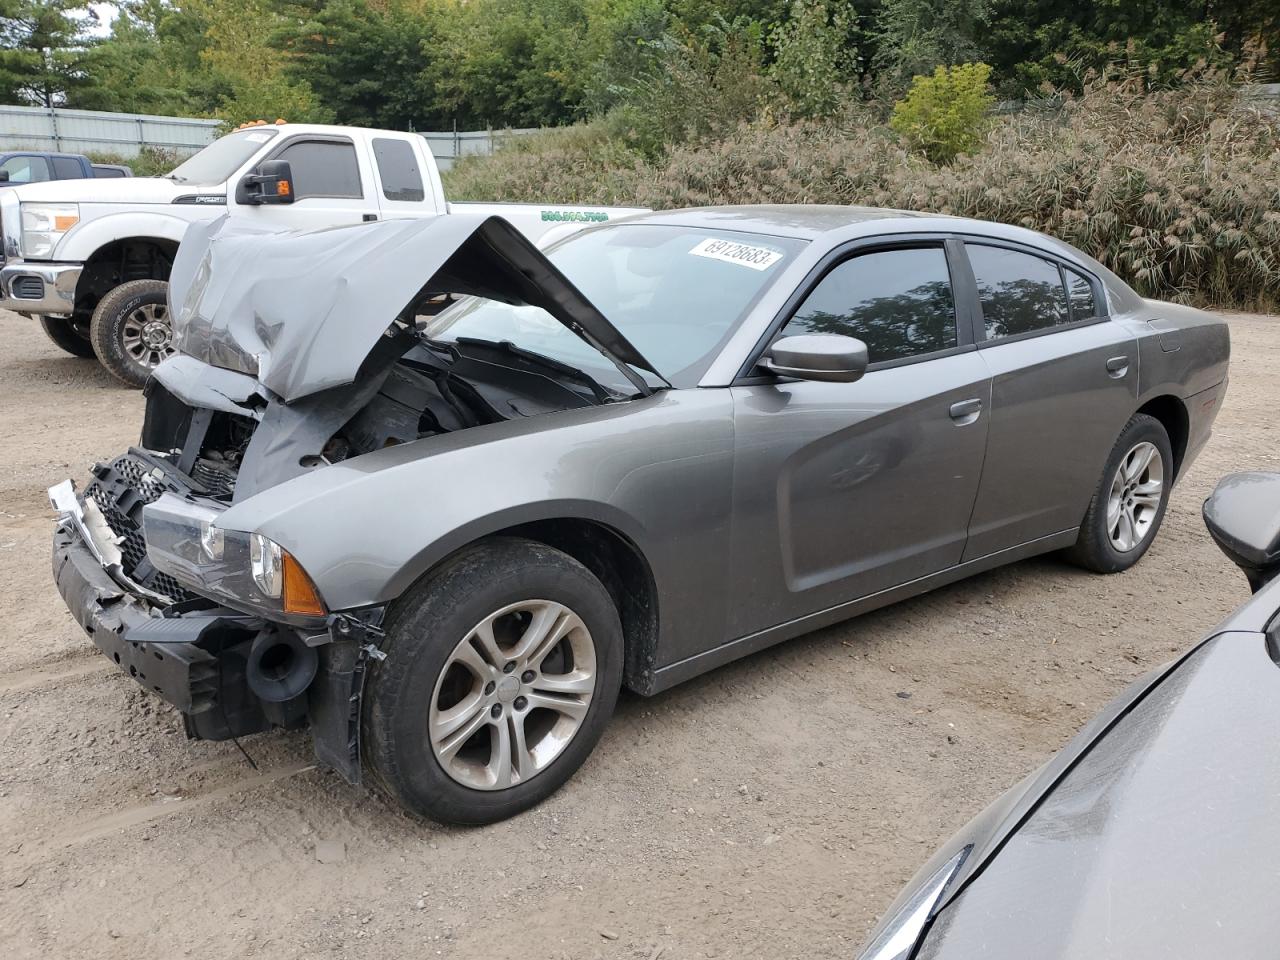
[
  {"xmin": 727, "ymin": 238, "xmax": 991, "ymax": 638},
  {"xmin": 961, "ymin": 240, "xmax": 1138, "ymax": 560},
  {"xmin": 371, "ymin": 136, "xmax": 441, "ymax": 220}
]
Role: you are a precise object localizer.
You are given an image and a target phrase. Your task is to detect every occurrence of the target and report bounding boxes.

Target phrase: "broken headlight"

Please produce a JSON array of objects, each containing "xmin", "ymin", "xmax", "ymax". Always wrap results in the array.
[{"xmin": 143, "ymin": 493, "xmax": 326, "ymax": 623}]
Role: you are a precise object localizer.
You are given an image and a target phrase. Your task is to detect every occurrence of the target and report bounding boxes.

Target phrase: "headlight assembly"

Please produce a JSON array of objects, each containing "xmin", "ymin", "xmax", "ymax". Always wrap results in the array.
[
  {"xmin": 143, "ymin": 493, "xmax": 326, "ymax": 622},
  {"xmin": 19, "ymin": 202, "xmax": 80, "ymax": 259},
  {"xmin": 856, "ymin": 846, "xmax": 971, "ymax": 960}
]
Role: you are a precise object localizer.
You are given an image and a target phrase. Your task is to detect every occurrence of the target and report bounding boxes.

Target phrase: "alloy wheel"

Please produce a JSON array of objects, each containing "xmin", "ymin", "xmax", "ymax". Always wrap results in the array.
[
  {"xmin": 1107, "ymin": 441, "xmax": 1164, "ymax": 553},
  {"xmin": 428, "ymin": 599, "xmax": 597, "ymax": 791},
  {"xmin": 120, "ymin": 302, "xmax": 176, "ymax": 370}
]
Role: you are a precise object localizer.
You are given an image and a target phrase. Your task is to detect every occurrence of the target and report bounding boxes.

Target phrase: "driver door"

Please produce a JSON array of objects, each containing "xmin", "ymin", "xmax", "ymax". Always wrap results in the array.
[
  {"xmin": 231, "ymin": 134, "xmax": 380, "ymax": 231},
  {"xmin": 726, "ymin": 239, "xmax": 991, "ymax": 638}
]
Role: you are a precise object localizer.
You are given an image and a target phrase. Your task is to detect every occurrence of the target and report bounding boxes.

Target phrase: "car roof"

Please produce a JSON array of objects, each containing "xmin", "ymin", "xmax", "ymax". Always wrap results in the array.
[
  {"xmin": 610, "ymin": 204, "xmax": 1145, "ymax": 314},
  {"xmin": 620, "ymin": 204, "xmax": 932, "ymax": 239}
]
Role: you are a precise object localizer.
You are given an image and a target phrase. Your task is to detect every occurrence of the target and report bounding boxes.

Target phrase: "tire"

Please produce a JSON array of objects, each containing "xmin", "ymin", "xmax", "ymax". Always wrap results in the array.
[
  {"xmin": 39, "ymin": 315, "xmax": 96, "ymax": 358},
  {"xmin": 88, "ymin": 279, "xmax": 174, "ymax": 388},
  {"xmin": 363, "ymin": 537, "xmax": 623, "ymax": 825},
  {"xmin": 1066, "ymin": 413, "xmax": 1174, "ymax": 573}
]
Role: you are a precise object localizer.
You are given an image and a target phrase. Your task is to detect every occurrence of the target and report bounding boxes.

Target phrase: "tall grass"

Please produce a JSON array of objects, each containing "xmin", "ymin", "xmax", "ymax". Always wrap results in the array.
[{"xmin": 446, "ymin": 77, "xmax": 1280, "ymax": 311}]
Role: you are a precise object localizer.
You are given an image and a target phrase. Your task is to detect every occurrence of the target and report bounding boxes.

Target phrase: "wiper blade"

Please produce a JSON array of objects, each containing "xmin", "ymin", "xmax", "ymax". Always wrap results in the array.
[{"xmin": 433, "ymin": 337, "xmax": 624, "ymax": 402}]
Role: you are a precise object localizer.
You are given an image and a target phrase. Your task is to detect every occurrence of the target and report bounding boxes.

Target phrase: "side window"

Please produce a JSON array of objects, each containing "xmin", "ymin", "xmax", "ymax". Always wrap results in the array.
[
  {"xmin": 1064, "ymin": 267, "xmax": 1100, "ymax": 321},
  {"xmin": 372, "ymin": 138, "xmax": 425, "ymax": 202},
  {"xmin": 51, "ymin": 156, "xmax": 83, "ymax": 179},
  {"xmin": 785, "ymin": 246, "xmax": 958, "ymax": 363},
  {"xmin": 275, "ymin": 140, "xmax": 363, "ymax": 200},
  {"xmin": 1, "ymin": 155, "xmax": 50, "ymax": 183},
  {"xmin": 967, "ymin": 244, "xmax": 1070, "ymax": 340}
]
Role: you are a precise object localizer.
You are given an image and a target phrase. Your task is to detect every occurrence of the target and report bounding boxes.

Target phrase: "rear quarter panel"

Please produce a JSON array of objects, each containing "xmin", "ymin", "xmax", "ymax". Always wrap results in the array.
[{"xmin": 1119, "ymin": 300, "xmax": 1230, "ymax": 475}]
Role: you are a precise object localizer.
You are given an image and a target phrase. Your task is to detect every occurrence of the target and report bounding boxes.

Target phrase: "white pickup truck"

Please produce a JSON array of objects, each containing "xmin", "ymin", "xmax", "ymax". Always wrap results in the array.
[{"xmin": 0, "ymin": 123, "xmax": 645, "ymax": 386}]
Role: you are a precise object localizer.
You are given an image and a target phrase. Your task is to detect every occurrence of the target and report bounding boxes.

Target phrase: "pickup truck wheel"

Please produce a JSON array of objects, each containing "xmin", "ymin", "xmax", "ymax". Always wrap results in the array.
[
  {"xmin": 39, "ymin": 315, "xmax": 96, "ymax": 358},
  {"xmin": 89, "ymin": 279, "xmax": 174, "ymax": 388},
  {"xmin": 363, "ymin": 537, "xmax": 623, "ymax": 825}
]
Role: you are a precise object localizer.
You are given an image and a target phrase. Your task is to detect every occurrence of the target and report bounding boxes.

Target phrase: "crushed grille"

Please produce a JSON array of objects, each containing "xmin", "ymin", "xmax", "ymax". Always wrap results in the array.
[{"xmin": 83, "ymin": 453, "xmax": 192, "ymax": 603}]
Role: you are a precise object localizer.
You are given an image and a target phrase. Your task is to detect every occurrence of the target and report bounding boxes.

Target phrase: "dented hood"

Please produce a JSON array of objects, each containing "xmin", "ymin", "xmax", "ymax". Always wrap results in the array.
[{"xmin": 167, "ymin": 214, "xmax": 660, "ymax": 402}]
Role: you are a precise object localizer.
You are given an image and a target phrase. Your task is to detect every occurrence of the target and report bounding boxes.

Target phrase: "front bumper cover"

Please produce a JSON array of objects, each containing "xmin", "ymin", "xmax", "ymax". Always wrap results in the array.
[
  {"xmin": 51, "ymin": 524, "xmax": 267, "ymax": 732},
  {"xmin": 0, "ymin": 260, "xmax": 80, "ymax": 314}
]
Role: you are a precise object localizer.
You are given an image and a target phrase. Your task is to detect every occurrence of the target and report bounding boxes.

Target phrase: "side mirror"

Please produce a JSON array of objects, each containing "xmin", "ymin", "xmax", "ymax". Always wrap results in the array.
[
  {"xmin": 238, "ymin": 159, "xmax": 295, "ymax": 205},
  {"xmin": 0, "ymin": 170, "xmax": 9, "ymax": 182},
  {"xmin": 761, "ymin": 334, "xmax": 868, "ymax": 384},
  {"xmin": 1203, "ymin": 472, "xmax": 1280, "ymax": 593}
]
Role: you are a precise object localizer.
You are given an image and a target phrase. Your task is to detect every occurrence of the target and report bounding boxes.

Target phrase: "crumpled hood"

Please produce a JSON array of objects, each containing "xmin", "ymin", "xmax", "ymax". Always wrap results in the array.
[
  {"xmin": 165, "ymin": 214, "xmax": 660, "ymax": 403},
  {"xmin": 916, "ymin": 628, "xmax": 1280, "ymax": 959},
  {"xmin": 6, "ymin": 176, "xmax": 192, "ymax": 205}
]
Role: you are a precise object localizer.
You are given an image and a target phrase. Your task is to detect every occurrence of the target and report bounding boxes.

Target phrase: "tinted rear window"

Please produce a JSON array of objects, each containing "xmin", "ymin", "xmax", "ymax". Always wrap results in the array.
[
  {"xmin": 372, "ymin": 138, "xmax": 425, "ymax": 202},
  {"xmin": 967, "ymin": 244, "xmax": 1070, "ymax": 340}
]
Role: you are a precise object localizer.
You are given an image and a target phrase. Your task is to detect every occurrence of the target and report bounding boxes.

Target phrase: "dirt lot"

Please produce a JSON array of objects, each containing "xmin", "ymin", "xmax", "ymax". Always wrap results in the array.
[{"xmin": 0, "ymin": 308, "xmax": 1273, "ymax": 959}]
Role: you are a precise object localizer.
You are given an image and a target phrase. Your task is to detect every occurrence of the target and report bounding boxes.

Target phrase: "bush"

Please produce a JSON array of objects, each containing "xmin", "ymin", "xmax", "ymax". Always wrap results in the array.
[
  {"xmin": 445, "ymin": 75, "xmax": 1280, "ymax": 311},
  {"xmin": 84, "ymin": 146, "xmax": 183, "ymax": 178},
  {"xmin": 890, "ymin": 62, "xmax": 995, "ymax": 163}
]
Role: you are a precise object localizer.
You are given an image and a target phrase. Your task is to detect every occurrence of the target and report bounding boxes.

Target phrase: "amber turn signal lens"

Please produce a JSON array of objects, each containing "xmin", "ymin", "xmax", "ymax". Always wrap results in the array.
[
  {"xmin": 54, "ymin": 214, "xmax": 78, "ymax": 231},
  {"xmin": 276, "ymin": 180, "xmax": 291, "ymax": 197},
  {"xmin": 282, "ymin": 551, "xmax": 325, "ymax": 616}
]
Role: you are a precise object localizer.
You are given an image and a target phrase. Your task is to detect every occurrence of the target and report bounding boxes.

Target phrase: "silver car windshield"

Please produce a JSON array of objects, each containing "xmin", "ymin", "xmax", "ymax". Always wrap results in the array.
[
  {"xmin": 167, "ymin": 129, "xmax": 278, "ymax": 185},
  {"xmin": 425, "ymin": 224, "xmax": 806, "ymax": 389}
]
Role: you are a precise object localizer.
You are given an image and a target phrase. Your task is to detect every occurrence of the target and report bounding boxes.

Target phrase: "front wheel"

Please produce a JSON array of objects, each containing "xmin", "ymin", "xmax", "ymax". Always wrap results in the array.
[
  {"xmin": 39, "ymin": 315, "xmax": 96, "ymax": 358},
  {"xmin": 1066, "ymin": 413, "xmax": 1174, "ymax": 573},
  {"xmin": 363, "ymin": 538, "xmax": 623, "ymax": 824},
  {"xmin": 88, "ymin": 279, "xmax": 175, "ymax": 388}
]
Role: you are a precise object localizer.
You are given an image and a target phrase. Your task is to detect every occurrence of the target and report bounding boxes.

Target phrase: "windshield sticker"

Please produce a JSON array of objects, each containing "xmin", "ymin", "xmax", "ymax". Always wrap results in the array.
[
  {"xmin": 245, "ymin": 132, "xmax": 272, "ymax": 143},
  {"xmin": 689, "ymin": 237, "xmax": 784, "ymax": 271}
]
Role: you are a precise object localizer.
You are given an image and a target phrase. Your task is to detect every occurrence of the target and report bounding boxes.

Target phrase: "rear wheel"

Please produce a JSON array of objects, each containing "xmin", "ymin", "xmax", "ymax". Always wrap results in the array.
[
  {"xmin": 1066, "ymin": 413, "xmax": 1173, "ymax": 573},
  {"xmin": 363, "ymin": 538, "xmax": 623, "ymax": 824},
  {"xmin": 39, "ymin": 315, "xmax": 96, "ymax": 358},
  {"xmin": 89, "ymin": 279, "xmax": 174, "ymax": 388}
]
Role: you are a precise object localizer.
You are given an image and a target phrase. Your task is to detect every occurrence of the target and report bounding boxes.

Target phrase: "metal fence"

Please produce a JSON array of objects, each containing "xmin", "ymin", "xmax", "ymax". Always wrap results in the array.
[
  {"xmin": 421, "ymin": 128, "xmax": 539, "ymax": 171},
  {"xmin": 0, "ymin": 105, "xmax": 222, "ymax": 158}
]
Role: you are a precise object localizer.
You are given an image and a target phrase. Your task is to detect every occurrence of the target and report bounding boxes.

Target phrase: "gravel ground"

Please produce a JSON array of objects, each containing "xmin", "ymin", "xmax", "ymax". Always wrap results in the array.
[{"xmin": 0, "ymin": 308, "xmax": 1273, "ymax": 959}]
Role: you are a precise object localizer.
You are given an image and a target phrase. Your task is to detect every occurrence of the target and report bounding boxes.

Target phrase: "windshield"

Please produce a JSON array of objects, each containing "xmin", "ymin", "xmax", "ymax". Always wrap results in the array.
[
  {"xmin": 425, "ymin": 223, "xmax": 804, "ymax": 390},
  {"xmin": 167, "ymin": 129, "xmax": 278, "ymax": 185}
]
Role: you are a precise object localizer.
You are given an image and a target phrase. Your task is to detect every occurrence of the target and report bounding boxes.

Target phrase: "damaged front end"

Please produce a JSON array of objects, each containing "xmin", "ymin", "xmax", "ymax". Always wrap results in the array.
[{"xmin": 49, "ymin": 213, "xmax": 660, "ymax": 781}]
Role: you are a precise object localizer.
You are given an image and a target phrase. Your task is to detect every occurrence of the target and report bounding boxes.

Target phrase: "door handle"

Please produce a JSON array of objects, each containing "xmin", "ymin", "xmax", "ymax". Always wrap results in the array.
[
  {"xmin": 949, "ymin": 398, "xmax": 982, "ymax": 424},
  {"xmin": 362, "ymin": 213, "xmax": 378, "ymax": 222},
  {"xmin": 1106, "ymin": 355, "xmax": 1130, "ymax": 378}
]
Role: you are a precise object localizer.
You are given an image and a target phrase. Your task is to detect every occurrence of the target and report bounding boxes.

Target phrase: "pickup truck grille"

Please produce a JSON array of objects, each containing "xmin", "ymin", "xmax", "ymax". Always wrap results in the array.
[{"xmin": 84, "ymin": 453, "xmax": 192, "ymax": 603}]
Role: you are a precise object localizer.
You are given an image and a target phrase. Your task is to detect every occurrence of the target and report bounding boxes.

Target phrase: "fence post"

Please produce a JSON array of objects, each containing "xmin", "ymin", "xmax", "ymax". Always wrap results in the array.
[{"xmin": 48, "ymin": 107, "xmax": 60, "ymax": 151}]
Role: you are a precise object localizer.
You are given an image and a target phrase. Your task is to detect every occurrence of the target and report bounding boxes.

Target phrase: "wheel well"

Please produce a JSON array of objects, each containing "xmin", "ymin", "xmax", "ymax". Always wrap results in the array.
[
  {"xmin": 74, "ymin": 238, "xmax": 178, "ymax": 321},
  {"xmin": 1137, "ymin": 395, "xmax": 1189, "ymax": 481},
  {"xmin": 494, "ymin": 518, "xmax": 660, "ymax": 694}
]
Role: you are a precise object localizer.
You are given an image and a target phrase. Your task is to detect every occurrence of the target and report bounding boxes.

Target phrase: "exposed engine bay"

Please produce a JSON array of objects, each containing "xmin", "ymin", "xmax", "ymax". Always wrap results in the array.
[{"xmin": 86, "ymin": 325, "xmax": 618, "ymax": 606}]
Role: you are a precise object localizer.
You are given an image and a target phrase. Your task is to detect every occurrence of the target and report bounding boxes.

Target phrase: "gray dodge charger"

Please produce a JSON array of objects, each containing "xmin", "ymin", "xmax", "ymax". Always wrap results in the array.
[{"xmin": 49, "ymin": 206, "xmax": 1230, "ymax": 823}]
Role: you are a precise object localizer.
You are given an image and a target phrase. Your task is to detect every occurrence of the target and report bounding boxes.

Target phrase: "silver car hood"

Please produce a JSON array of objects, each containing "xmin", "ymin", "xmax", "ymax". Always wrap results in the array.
[
  {"xmin": 165, "ymin": 214, "xmax": 661, "ymax": 403},
  {"xmin": 916, "ymin": 625, "xmax": 1280, "ymax": 959}
]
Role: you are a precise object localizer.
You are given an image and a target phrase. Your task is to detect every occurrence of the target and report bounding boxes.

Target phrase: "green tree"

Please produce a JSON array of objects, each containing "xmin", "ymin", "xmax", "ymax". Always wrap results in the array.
[
  {"xmin": 0, "ymin": 0, "xmax": 100, "ymax": 106},
  {"xmin": 768, "ymin": 0, "xmax": 860, "ymax": 117},
  {"xmin": 889, "ymin": 61, "xmax": 993, "ymax": 163},
  {"xmin": 277, "ymin": 0, "xmax": 440, "ymax": 129},
  {"xmin": 187, "ymin": 0, "xmax": 329, "ymax": 124},
  {"xmin": 873, "ymin": 0, "xmax": 989, "ymax": 93}
]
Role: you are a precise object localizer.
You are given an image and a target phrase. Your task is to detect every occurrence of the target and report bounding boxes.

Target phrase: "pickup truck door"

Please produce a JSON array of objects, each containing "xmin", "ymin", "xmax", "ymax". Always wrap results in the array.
[
  {"xmin": 230, "ymin": 133, "xmax": 381, "ymax": 229},
  {"xmin": 371, "ymin": 136, "xmax": 443, "ymax": 221}
]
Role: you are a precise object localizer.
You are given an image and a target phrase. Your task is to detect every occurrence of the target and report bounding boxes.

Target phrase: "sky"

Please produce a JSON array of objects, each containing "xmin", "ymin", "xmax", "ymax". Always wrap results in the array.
[{"xmin": 84, "ymin": 3, "xmax": 120, "ymax": 38}]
